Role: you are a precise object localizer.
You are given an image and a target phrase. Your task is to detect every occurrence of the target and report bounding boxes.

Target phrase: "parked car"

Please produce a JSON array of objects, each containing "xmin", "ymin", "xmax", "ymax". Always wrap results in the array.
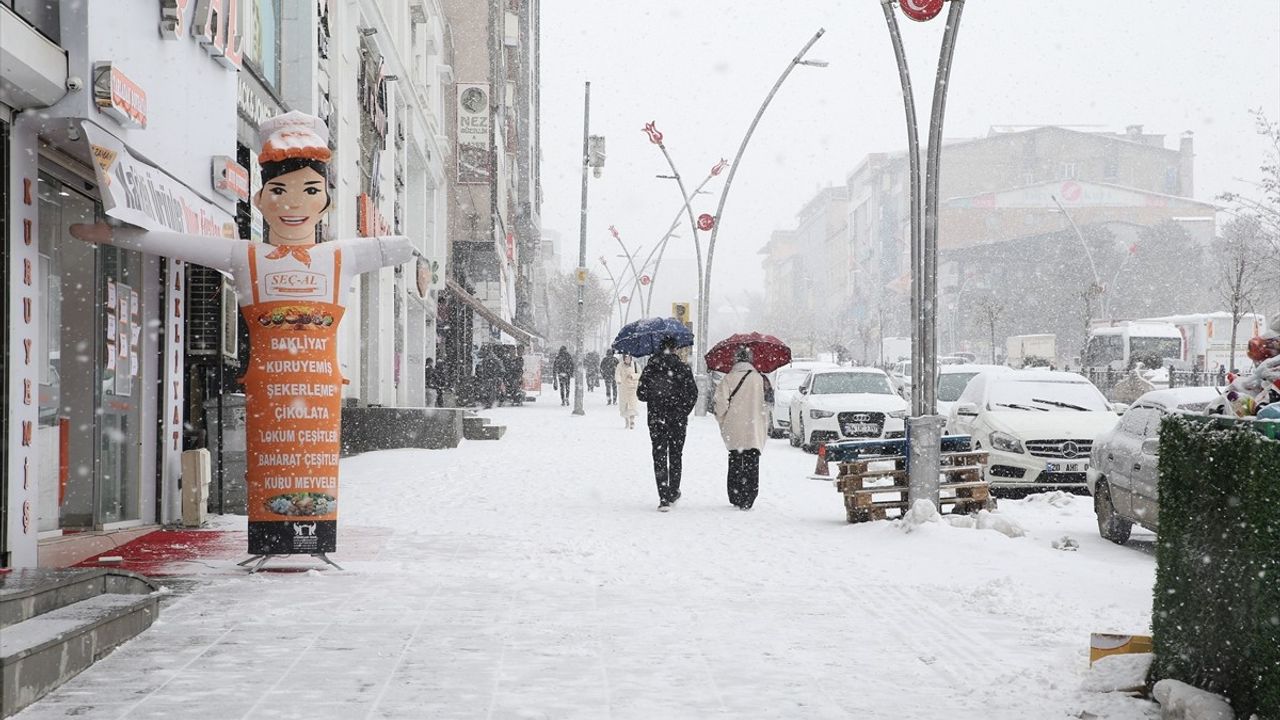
[
  {"xmin": 889, "ymin": 359, "xmax": 912, "ymax": 396},
  {"xmin": 1086, "ymin": 386, "xmax": 1222, "ymax": 544},
  {"xmin": 937, "ymin": 364, "xmax": 1011, "ymax": 425},
  {"xmin": 788, "ymin": 368, "xmax": 908, "ymax": 451},
  {"xmin": 767, "ymin": 361, "xmax": 839, "ymax": 438},
  {"xmin": 947, "ymin": 370, "xmax": 1122, "ymax": 494}
]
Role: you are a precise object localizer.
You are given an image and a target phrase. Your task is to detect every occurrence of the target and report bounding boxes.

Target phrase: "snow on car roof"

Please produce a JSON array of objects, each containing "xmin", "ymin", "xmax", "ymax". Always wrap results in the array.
[
  {"xmin": 1133, "ymin": 386, "xmax": 1222, "ymax": 409},
  {"xmin": 997, "ymin": 370, "xmax": 1091, "ymax": 383},
  {"xmin": 939, "ymin": 364, "xmax": 1010, "ymax": 374}
]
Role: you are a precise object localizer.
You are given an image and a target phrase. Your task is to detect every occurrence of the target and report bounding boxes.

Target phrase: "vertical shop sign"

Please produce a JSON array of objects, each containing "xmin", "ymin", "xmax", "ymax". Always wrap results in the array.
[
  {"xmin": 8, "ymin": 124, "xmax": 41, "ymax": 561},
  {"xmin": 456, "ymin": 83, "xmax": 491, "ymax": 184}
]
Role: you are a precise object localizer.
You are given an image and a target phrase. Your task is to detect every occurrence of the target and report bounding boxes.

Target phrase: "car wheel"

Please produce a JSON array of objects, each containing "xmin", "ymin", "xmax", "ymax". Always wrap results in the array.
[
  {"xmin": 789, "ymin": 418, "xmax": 801, "ymax": 447},
  {"xmin": 1095, "ymin": 480, "xmax": 1132, "ymax": 545},
  {"xmin": 800, "ymin": 419, "xmax": 814, "ymax": 454}
]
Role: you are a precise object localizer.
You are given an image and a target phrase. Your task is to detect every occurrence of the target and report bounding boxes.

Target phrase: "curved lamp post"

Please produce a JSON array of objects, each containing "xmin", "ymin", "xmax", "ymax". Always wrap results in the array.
[
  {"xmin": 644, "ymin": 122, "xmax": 709, "ymax": 354},
  {"xmin": 701, "ymin": 28, "xmax": 827, "ymax": 388},
  {"xmin": 608, "ymin": 225, "xmax": 646, "ymax": 325},
  {"xmin": 598, "ymin": 256, "xmax": 625, "ymax": 337},
  {"xmin": 629, "ymin": 159, "xmax": 727, "ymax": 318}
]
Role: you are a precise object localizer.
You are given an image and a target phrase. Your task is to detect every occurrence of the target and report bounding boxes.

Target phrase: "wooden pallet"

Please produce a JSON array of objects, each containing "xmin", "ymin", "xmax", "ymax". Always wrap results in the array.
[{"xmin": 836, "ymin": 451, "xmax": 992, "ymax": 524}]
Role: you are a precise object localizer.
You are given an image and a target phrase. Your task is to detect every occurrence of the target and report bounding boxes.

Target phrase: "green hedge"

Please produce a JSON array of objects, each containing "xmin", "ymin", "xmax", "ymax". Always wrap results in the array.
[{"xmin": 1150, "ymin": 416, "xmax": 1280, "ymax": 718}]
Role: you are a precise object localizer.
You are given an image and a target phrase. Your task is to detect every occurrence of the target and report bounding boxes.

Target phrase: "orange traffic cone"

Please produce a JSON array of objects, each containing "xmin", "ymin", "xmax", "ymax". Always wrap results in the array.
[{"xmin": 813, "ymin": 443, "xmax": 830, "ymax": 478}]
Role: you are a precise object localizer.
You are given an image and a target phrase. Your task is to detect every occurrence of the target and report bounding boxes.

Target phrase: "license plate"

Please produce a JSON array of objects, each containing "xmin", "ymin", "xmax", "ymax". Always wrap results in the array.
[
  {"xmin": 1046, "ymin": 462, "xmax": 1082, "ymax": 473},
  {"xmin": 845, "ymin": 423, "xmax": 879, "ymax": 435}
]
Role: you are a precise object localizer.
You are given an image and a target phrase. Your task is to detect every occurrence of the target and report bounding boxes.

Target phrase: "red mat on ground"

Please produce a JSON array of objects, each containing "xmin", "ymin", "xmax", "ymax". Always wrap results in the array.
[
  {"xmin": 74, "ymin": 530, "xmax": 244, "ymax": 576},
  {"xmin": 73, "ymin": 526, "xmax": 392, "ymax": 576}
]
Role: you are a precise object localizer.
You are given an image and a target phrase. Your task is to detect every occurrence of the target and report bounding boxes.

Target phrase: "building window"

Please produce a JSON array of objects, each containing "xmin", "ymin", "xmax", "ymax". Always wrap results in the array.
[
  {"xmin": 5, "ymin": 0, "xmax": 60, "ymax": 43},
  {"xmin": 1061, "ymin": 163, "xmax": 1077, "ymax": 180},
  {"xmin": 242, "ymin": 0, "xmax": 282, "ymax": 89}
]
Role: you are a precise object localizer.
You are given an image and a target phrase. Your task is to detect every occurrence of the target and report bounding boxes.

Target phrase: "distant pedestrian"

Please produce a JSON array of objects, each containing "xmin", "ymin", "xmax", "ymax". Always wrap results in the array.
[
  {"xmin": 584, "ymin": 351, "xmax": 601, "ymax": 391},
  {"xmin": 636, "ymin": 337, "xmax": 698, "ymax": 511},
  {"xmin": 476, "ymin": 349, "xmax": 505, "ymax": 409},
  {"xmin": 600, "ymin": 350, "xmax": 620, "ymax": 405},
  {"xmin": 713, "ymin": 346, "xmax": 767, "ymax": 510},
  {"xmin": 1216, "ymin": 364, "xmax": 1227, "ymax": 386},
  {"xmin": 553, "ymin": 346, "xmax": 575, "ymax": 406},
  {"xmin": 615, "ymin": 354, "xmax": 641, "ymax": 429},
  {"xmin": 423, "ymin": 358, "xmax": 440, "ymax": 407}
]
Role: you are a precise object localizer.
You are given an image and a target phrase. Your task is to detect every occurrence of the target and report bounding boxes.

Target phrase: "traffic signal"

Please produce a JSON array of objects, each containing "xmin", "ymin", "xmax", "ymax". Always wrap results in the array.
[{"xmin": 672, "ymin": 302, "xmax": 692, "ymax": 331}]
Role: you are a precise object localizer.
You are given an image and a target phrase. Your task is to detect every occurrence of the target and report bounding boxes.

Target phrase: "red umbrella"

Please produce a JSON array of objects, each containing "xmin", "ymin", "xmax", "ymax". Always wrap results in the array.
[{"xmin": 705, "ymin": 333, "xmax": 792, "ymax": 374}]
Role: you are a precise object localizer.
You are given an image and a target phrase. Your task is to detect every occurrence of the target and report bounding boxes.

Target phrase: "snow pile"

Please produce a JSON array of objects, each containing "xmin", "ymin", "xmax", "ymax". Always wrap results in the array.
[
  {"xmin": 898, "ymin": 498, "xmax": 940, "ymax": 532},
  {"xmin": 896, "ymin": 500, "xmax": 1027, "ymax": 539},
  {"xmin": 1152, "ymin": 679, "xmax": 1235, "ymax": 720},
  {"xmin": 1052, "ymin": 535, "xmax": 1080, "ymax": 551},
  {"xmin": 1082, "ymin": 652, "xmax": 1151, "ymax": 693},
  {"xmin": 1026, "ymin": 490, "xmax": 1076, "ymax": 508},
  {"xmin": 976, "ymin": 509, "xmax": 1027, "ymax": 538}
]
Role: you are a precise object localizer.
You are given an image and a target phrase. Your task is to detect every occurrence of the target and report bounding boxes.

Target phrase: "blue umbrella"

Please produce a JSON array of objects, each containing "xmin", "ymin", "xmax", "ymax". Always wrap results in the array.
[{"xmin": 612, "ymin": 317, "xmax": 694, "ymax": 357}]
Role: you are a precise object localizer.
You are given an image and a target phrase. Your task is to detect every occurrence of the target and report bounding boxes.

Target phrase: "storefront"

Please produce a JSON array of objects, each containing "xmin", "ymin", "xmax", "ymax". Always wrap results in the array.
[{"xmin": 4, "ymin": 1, "xmax": 237, "ymax": 567}]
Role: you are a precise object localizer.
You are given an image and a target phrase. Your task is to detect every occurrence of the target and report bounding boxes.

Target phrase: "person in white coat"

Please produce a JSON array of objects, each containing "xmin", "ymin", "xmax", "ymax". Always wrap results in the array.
[
  {"xmin": 713, "ymin": 346, "xmax": 768, "ymax": 510},
  {"xmin": 615, "ymin": 354, "xmax": 642, "ymax": 429}
]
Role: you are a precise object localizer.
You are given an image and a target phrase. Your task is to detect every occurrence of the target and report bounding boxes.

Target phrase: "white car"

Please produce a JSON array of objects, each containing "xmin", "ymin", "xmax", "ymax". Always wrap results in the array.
[
  {"xmin": 947, "ymin": 370, "xmax": 1122, "ymax": 493},
  {"xmin": 1086, "ymin": 386, "xmax": 1221, "ymax": 544},
  {"xmin": 767, "ymin": 361, "xmax": 839, "ymax": 438},
  {"xmin": 788, "ymin": 368, "xmax": 908, "ymax": 451},
  {"xmin": 889, "ymin": 359, "xmax": 912, "ymax": 396},
  {"xmin": 937, "ymin": 364, "xmax": 1012, "ymax": 423}
]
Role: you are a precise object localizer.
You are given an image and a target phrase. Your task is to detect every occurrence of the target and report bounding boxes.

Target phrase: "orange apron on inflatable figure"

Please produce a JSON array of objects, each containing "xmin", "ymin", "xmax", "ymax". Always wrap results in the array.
[
  {"xmin": 71, "ymin": 111, "xmax": 414, "ymax": 562},
  {"xmin": 240, "ymin": 248, "xmax": 347, "ymax": 555}
]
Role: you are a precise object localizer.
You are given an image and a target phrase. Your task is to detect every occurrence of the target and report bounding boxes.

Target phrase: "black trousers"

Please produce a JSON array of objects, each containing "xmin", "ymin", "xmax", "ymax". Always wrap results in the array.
[
  {"xmin": 648, "ymin": 416, "xmax": 688, "ymax": 503},
  {"xmin": 557, "ymin": 374, "xmax": 571, "ymax": 404},
  {"xmin": 603, "ymin": 377, "xmax": 617, "ymax": 403},
  {"xmin": 727, "ymin": 449, "xmax": 761, "ymax": 509}
]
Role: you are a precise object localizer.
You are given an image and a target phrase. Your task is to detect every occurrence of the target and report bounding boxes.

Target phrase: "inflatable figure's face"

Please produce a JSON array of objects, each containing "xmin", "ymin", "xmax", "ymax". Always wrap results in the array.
[{"xmin": 253, "ymin": 166, "xmax": 329, "ymax": 245}]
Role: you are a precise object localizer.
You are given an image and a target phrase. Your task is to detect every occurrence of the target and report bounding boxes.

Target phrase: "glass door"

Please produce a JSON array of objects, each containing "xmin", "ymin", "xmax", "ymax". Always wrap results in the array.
[{"xmin": 97, "ymin": 244, "xmax": 144, "ymax": 526}]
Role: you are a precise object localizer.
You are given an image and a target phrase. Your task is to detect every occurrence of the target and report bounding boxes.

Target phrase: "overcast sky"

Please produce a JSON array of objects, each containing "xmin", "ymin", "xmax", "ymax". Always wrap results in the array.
[{"xmin": 538, "ymin": 1, "xmax": 1280, "ymax": 314}]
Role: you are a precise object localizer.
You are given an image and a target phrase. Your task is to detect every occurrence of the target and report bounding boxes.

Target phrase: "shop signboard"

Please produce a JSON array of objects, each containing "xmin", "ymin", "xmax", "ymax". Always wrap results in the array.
[
  {"xmin": 212, "ymin": 155, "xmax": 250, "ymax": 202},
  {"xmin": 456, "ymin": 83, "xmax": 490, "ymax": 184},
  {"xmin": 92, "ymin": 63, "xmax": 148, "ymax": 129}
]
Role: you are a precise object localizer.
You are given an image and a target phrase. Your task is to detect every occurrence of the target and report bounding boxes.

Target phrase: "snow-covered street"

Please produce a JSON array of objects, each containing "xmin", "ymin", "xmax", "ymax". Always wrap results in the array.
[{"xmin": 17, "ymin": 388, "xmax": 1159, "ymax": 719}]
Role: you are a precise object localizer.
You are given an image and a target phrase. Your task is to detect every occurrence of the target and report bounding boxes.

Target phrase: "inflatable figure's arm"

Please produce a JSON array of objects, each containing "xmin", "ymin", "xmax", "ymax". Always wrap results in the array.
[
  {"xmin": 334, "ymin": 235, "xmax": 415, "ymax": 275},
  {"xmin": 70, "ymin": 223, "xmax": 245, "ymax": 271}
]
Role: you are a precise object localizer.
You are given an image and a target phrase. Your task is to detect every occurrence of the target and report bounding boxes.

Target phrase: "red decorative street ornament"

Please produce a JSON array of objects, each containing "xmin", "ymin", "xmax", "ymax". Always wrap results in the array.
[
  {"xmin": 899, "ymin": 0, "xmax": 944, "ymax": 22},
  {"xmin": 710, "ymin": 158, "xmax": 729, "ymax": 176},
  {"xmin": 697, "ymin": 213, "xmax": 716, "ymax": 231},
  {"xmin": 620, "ymin": 296, "xmax": 630, "ymax": 304},
  {"xmin": 609, "ymin": 224, "xmax": 620, "ymax": 239},
  {"xmin": 640, "ymin": 275, "xmax": 651, "ymax": 286},
  {"xmin": 642, "ymin": 121, "xmax": 663, "ymax": 145}
]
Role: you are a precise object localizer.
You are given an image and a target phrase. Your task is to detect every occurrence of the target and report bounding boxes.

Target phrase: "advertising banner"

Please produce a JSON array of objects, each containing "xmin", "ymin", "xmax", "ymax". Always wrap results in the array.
[{"xmin": 456, "ymin": 83, "xmax": 491, "ymax": 184}]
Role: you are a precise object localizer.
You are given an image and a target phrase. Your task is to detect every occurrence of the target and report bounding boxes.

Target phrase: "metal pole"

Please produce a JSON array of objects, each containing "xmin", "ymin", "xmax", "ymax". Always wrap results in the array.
[
  {"xmin": 881, "ymin": 2, "xmax": 923, "ymax": 417},
  {"xmin": 609, "ymin": 227, "xmax": 644, "ymax": 325},
  {"xmin": 573, "ymin": 81, "xmax": 590, "ymax": 416},
  {"xmin": 641, "ymin": 169, "xmax": 720, "ymax": 315},
  {"xmin": 656, "ymin": 144, "xmax": 705, "ymax": 343},
  {"xmin": 701, "ymin": 28, "xmax": 825, "ymax": 394},
  {"xmin": 922, "ymin": 0, "xmax": 965, "ymax": 416},
  {"xmin": 1052, "ymin": 193, "xmax": 1106, "ymax": 318}
]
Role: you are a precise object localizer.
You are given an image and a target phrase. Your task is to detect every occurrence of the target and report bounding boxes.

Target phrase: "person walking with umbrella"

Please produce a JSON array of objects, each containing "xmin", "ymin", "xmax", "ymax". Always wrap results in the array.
[
  {"xmin": 553, "ymin": 346, "xmax": 575, "ymax": 406},
  {"xmin": 600, "ymin": 350, "xmax": 620, "ymax": 405},
  {"xmin": 637, "ymin": 336, "xmax": 698, "ymax": 511},
  {"xmin": 713, "ymin": 346, "xmax": 768, "ymax": 510},
  {"xmin": 615, "ymin": 354, "xmax": 641, "ymax": 429}
]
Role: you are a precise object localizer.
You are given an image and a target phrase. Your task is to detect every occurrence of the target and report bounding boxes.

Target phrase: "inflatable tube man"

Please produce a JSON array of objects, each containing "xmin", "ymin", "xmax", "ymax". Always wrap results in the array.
[{"xmin": 72, "ymin": 112, "xmax": 412, "ymax": 560}]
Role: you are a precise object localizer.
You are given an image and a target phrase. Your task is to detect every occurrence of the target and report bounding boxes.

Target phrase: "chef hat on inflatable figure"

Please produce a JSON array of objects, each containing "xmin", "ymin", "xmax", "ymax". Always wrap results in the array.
[{"xmin": 258, "ymin": 111, "xmax": 331, "ymax": 164}]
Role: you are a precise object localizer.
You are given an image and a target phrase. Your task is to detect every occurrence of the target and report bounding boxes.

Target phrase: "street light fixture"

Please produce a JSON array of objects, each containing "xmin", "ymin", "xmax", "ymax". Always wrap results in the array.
[{"xmin": 699, "ymin": 28, "xmax": 827, "ymax": 414}]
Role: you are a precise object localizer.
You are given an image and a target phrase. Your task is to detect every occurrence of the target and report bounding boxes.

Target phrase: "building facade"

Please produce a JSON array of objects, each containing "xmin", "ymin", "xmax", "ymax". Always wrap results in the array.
[
  {"xmin": 3, "ymin": 0, "xmax": 239, "ymax": 567},
  {"xmin": 438, "ymin": 0, "xmax": 542, "ymax": 398},
  {"xmin": 762, "ymin": 124, "xmax": 1210, "ymax": 364}
]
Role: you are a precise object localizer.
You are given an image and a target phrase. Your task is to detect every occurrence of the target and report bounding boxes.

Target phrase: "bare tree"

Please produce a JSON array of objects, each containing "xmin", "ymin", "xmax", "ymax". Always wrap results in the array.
[
  {"xmin": 1216, "ymin": 217, "xmax": 1268, "ymax": 371},
  {"xmin": 971, "ymin": 293, "xmax": 1005, "ymax": 364},
  {"xmin": 547, "ymin": 271, "xmax": 613, "ymax": 349}
]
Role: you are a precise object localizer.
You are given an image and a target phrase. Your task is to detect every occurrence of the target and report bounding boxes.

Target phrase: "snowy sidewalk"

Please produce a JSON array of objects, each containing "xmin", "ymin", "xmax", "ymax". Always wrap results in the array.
[{"xmin": 17, "ymin": 388, "xmax": 1158, "ymax": 719}]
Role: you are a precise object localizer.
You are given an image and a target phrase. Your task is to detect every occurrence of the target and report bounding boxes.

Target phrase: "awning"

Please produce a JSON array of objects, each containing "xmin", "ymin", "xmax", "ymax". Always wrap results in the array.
[{"xmin": 446, "ymin": 278, "xmax": 540, "ymax": 346}]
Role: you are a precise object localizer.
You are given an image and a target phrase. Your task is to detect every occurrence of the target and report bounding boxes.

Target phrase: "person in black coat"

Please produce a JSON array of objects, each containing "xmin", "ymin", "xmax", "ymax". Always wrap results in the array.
[
  {"xmin": 599, "ymin": 350, "xmax": 620, "ymax": 405},
  {"xmin": 636, "ymin": 336, "xmax": 699, "ymax": 511},
  {"xmin": 476, "ymin": 349, "xmax": 505, "ymax": 409},
  {"xmin": 553, "ymin": 346, "xmax": 575, "ymax": 406}
]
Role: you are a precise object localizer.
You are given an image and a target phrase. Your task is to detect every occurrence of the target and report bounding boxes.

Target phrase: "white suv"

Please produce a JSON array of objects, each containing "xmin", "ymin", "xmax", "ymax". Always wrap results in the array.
[{"xmin": 767, "ymin": 361, "xmax": 838, "ymax": 438}]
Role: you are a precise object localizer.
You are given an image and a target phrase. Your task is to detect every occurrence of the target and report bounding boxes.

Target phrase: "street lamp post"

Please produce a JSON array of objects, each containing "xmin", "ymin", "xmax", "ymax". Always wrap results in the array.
[
  {"xmin": 700, "ymin": 28, "xmax": 827, "ymax": 414},
  {"xmin": 573, "ymin": 82, "xmax": 605, "ymax": 416},
  {"xmin": 644, "ymin": 123, "xmax": 708, "ymax": 353},
  {"xmin": 640, "ymin": 160, "xmax": 726, "ymax": 316},
  {"xmin": 879, "ymin": 0, "xmax": 967, "ymax": 509}
]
